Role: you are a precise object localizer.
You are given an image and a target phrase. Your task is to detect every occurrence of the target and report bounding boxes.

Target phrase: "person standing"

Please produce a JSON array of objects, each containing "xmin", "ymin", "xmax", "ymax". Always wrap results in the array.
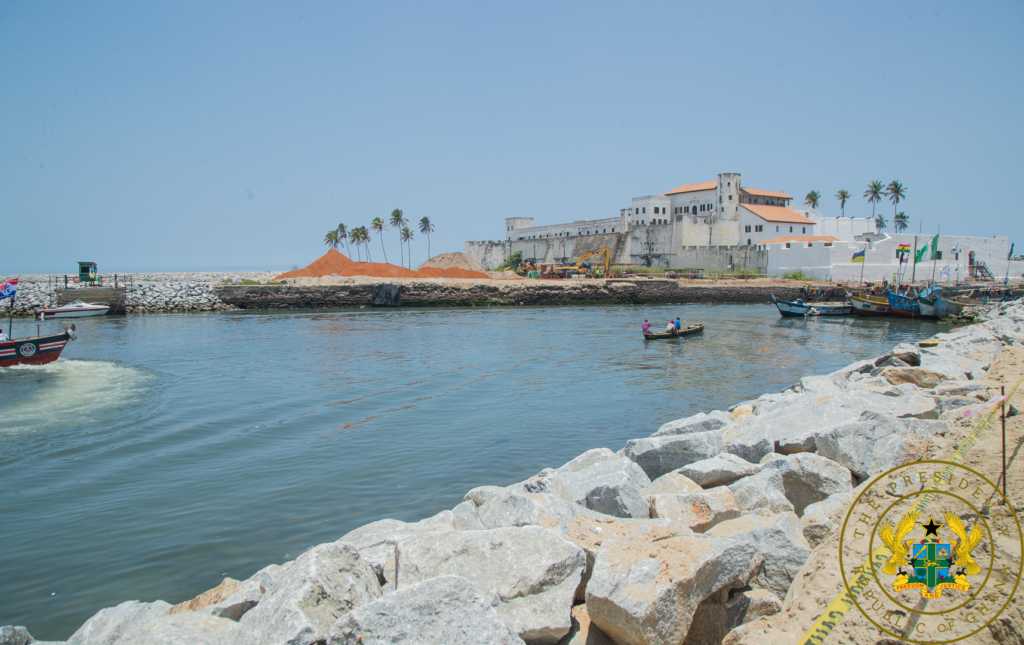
[{"xmin": 642, "ymin": 320, "xmax": 651, "ymax": 334}]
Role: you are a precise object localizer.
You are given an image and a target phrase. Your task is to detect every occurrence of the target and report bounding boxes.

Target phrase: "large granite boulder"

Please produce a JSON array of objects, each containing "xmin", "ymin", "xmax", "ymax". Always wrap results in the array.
[
  {"xmin": 328, "ymin": 575, "xmax": 524, "ymax": 645},
  {"xmin": 336, "ymin": 519, "xmax": 421, "ymax": 585},
  {"xmin": 66, "ymin": 600, "xmax": 172, "ymax": 645},
  {"xmin": 681, "ymin": 587, "xmax": 782, "ymax": 645},
  {"xmin": 648, "ymin": 487, "xmax": 742, "ymax": 533},
  {"xmin": 877, "ymin": 366, "xmax": 948, "ymax": 389},
  {"xmin": 585, "ymin": 534, "xmax": 758, "ymax": 645},
  {"xmin": 721, "ymin": 417, "xmax": 774, "ymax": 464},
  {"xmin": 706, "ymin": 513, "xmax": 811, "ymax": 600},
  {"xmin": 166, "ymin": 578, "xmax": 243, "ymax": 616},
  {"xmin": 639, "ymin": 472, "xmax": 703, "ymax": 500},
  {"xmin": 622, "ymin": 430, "xmax": 724, "ymax": 480},
  {"xmin": 451, "ymin": 500, "xmax": 486, "ymax": 530},
  {"xmin": 558, "ymin": 457, "xmax": 652, "ymax": 518},
  {"xmin": 395, "ymin": 527, "xmax": 585, "ymax": 644},
  {"xmin": 759, "ymin": 453, "xmax": 853, "ymax": 516},
  {"xmin": 815, "ymin": 411, "xmax": 929, "ymax": 479},
  {"xmin": 239, "ymin": 543, "xmax": 380, "ymax": 645},
  {"xmin": 728, "ymin": 469, "xmax": 793, "ymax": 515},
  {"xmin": 651, "ymin": 411, "xmax": 734, "ymax": 437},
  {"xmin": 122, "ymin": 612, "xmax": 256, "ymax": 645},
  {"xmin": 476, "ymin": 490, "xmax": 604, "ymax": 535},
  {"xmin": 800, "ymin": 492, "xmax": 852, "ymax": 548},
  {"xmin": 465, "ymin": 485, "xmax": 506, "ymax": 507},
  {"xmin": 678, "ymin": 454, "xmax": 759, "ymax": 488}
]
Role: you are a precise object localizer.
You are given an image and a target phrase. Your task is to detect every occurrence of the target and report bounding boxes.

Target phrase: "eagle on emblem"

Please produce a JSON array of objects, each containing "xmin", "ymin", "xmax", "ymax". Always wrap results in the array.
[
  {"xmin": 942, "ymin": 511, "xmax": 983, "ymax": 576},
  {"xmin": 880, "ymin": 509, "xmax": 921, "ymax": 575}
]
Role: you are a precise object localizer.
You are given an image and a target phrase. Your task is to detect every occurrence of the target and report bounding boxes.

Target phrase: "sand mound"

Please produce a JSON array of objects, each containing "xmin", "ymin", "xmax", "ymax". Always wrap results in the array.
[
  {"xmin": 275, "ymin": 249, "xmax": 489, "ymax": 281},
  {"xmin": 275, "ymin": 249, "xmax": 354, "ymax": 279},
  {"xmin": 417, "ymin": 252, "xmax": 485, "ymax": 273}
]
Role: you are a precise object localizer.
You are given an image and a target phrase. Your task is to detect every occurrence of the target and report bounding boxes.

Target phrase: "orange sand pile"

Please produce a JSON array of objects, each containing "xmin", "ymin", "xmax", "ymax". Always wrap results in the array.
[{"xmin": 275, "ymin": 249, "xmax": 491, "ymax": 280}]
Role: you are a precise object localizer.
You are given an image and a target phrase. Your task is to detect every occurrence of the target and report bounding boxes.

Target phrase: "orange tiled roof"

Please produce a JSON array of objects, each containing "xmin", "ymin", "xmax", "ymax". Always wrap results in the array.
[
  {"xmin": 758, "ymin": 235, "xmax": 840, "ymax": 245},
  {"xmin": 662, "ymin": 181, "xmax": 717, "ymax": 196},
  {"xmin": 741, "ymin": 204, "xmax": 815, "ymax": 224},
  {"xmin": 741, "ymin": 188, "xmax": 792, "ymax": 199}
]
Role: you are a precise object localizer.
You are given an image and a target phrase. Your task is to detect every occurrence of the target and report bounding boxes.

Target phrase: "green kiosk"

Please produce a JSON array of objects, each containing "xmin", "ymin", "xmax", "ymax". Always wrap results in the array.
[{"xmin": 78, "ymin": 262, "xmax": 98, "ymax": 285}]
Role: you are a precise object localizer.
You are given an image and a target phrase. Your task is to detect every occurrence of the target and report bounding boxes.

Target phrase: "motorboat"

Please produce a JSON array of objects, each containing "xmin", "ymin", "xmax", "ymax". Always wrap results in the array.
[
  {"xmin": 771, "ymin": 295, "xmax": 852, "ymax": 317},
  {"xmin": 0, "ymin": 324, "xmax": 77, "ymax": 367},
  {"xmin": 35, "ymin": 299, "xmax": 110, "ymax": 319}
]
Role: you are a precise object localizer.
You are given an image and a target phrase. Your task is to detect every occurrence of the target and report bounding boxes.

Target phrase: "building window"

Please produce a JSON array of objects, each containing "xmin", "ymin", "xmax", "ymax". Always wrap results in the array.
[
  {"xmin": 776, "ymin": 226, "xmax": 779, "ymax": 232},
  {"xmin": 935, "ymin": 250, "xmax": 943, "ymax": 260},
  {"xmin": 643, "ymin": 207, "xmax": 646, "ymax": 213},
  {"xmin": 603, "ymin": 229, "xmax": 606, "ymax": 233},
  {"xmin": 785, "ymin": 243, "xmax": 791, "ymax": 248},
  {"xmin": 824, "ymin": 242, "xmax": 832, "ymax": 247},
  {"xmin": 611, "ymin": 228, "xmax": 615, "ymax": 232},
  {"xmin": 789, "ymin": 226, "xmax": 793, "ymax": 233},
  {"xmin": 802, "ymin": 227, "xmax": 806, "ymax": 234},
  {"xmin": 728, "ymin": 195, "xmax": 732, "ymax": 200},
  {"xmin": 744, "ymin": 225, "xmax": 751, "ymax": 232},
  {"xmin": 747, "ymin": 238, "xmax": 751, "ymax": 245},
  {"xmin": 755, "ymin": 225, "xmax": 763, "ymax": 232}
]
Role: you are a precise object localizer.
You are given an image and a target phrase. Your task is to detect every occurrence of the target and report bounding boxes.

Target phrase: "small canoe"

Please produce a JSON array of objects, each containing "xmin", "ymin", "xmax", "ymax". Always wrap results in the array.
[
  {"xmin": 847, "ymin": 292, "xmax": 893, "ymax": 316},
  {"xmin": 643, "ymin": 322, "xmax": 705, "ymax": 340}
]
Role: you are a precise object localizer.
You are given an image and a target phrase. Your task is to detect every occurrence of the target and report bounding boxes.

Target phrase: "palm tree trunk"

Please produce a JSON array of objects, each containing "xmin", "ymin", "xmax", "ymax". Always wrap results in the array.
[
  {"xmin": 380, "ymin": 238, "xmax": 388, "ymax": 264},
  {"xmin": 398, "ymin": 233, "xmax": 403, "ymax": 268},
  {"xmin": 427, "ymin": 234, "xmax": 431, "ymax": 260},
  {"xmin": 366, "ymin": 245, "xmax": 372, "ymax": 263}
]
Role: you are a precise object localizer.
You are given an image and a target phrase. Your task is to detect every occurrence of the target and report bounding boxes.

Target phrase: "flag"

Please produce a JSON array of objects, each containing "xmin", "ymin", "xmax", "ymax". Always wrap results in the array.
[
  {"xmin": 0, "ymin": 278, "xmax": 17, "ymax": 301},
  {"xmin": 896, "ymin": 243, "xmax": 911, "ymax": 254},
  {"xmin": 930, "ymin": 234, "xmax": 940, "ymax": 261},
  {"xmin": 914, "ymin": 242, "xmax": 929, "ymax": 263},
  {"xmin": 940, "ymin": 265, "xmax": 950, "ymax": 280},
  {"xmin": 950, "ymin": 244, "xmax": 960, "ymax": 255},
  {"xmin": 850, "ymin": 249, "xmax": 865, "ymax": 263},
  {"xmin": 1010, "ymin": 243, "xmax": 1015, "ymax": 261}
]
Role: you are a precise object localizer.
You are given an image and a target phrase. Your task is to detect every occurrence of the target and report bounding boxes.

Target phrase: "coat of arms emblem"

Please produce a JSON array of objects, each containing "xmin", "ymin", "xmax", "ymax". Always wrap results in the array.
[{"xmin": 879, "ymin": 509, "xmax": 982, "ymax": 598}]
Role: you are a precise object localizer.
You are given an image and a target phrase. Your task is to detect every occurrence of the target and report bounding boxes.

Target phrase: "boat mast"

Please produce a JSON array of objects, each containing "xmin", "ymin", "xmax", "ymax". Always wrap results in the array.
[
  {"xmin": 930, "ymin": 225, "xmax": 940, "ymax": 287},
  {"xmin": 859, "ymin": 242, "xmax": 867, "ymax": 285}
]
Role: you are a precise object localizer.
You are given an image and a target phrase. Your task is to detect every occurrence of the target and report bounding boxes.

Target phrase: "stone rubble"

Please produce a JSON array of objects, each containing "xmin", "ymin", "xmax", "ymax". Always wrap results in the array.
[{"xmin": 4, "ymin": 299, "xmax": 1023, "ymax": 645}]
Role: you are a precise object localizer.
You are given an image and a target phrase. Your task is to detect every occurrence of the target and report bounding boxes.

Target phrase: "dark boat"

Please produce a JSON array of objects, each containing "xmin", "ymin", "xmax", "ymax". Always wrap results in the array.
[
  {"xmin": 887, "ymin": 285, "xmax": 941, "ymax": 318},
  {"xmin": 643, "ymin": 322, "xmax": 705, "ymax": 339},
  {"xmin": 0, "ymin": 325, "xmax": 77, "ymax": 368}
]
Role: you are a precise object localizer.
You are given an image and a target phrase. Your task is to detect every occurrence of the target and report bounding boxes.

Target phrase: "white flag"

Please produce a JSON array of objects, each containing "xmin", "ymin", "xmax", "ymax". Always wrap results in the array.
[
  {"xmin": 950, "ymin": 244, "xmax": 959, "ymax": 255},
  {"xmin": 940, "ymin": 265, "xmax": 950, "ymax": 279}
]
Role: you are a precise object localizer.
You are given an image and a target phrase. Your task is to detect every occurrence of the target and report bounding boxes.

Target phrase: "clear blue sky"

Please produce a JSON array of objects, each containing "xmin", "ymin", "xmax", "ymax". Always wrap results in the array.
[{"xmin": 2, "ymin": 1, "xmax": 1021, "ymax": 274}]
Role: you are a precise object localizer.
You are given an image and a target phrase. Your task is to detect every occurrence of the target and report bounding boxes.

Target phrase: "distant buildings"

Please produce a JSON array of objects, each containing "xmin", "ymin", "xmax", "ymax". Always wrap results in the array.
[{"xmin": 467, "ymin": 172, "xmax": 1022, "ymax": 281}]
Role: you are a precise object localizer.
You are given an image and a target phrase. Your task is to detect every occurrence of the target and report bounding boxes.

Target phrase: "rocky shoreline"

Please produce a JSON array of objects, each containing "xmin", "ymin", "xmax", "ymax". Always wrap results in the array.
[
  {"xmin": 3, "ymin": 302, "xmax": 1023, "ymax": 645},
  {"xmin": 2, "ymin": 273, "xmax": 835, "ymax": 316}
]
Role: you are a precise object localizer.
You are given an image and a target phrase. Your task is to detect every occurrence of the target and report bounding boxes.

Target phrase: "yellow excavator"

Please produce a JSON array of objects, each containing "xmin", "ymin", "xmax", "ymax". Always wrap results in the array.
[{"xmin": 555, "ymin": 247, "xmax": 611, "ymax": 278}]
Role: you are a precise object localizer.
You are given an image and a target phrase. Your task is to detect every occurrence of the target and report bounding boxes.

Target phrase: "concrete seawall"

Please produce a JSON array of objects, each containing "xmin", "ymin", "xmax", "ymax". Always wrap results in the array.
[{"xmin": 213, "ymin": 280, "xmax": 835, "ymax": 309}]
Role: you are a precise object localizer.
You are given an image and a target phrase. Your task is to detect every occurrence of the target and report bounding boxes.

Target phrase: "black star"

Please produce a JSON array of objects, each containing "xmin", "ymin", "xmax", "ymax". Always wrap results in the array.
[{"xmin": 921, "ymin": 516, "xmax": 943, "ymax": 538}]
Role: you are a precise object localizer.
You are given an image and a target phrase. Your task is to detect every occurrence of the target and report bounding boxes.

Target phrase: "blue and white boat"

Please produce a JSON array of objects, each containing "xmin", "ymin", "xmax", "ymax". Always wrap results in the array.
[{"xmin": 771, "ymin": 294, "xmax": 853, "ymax": 317}]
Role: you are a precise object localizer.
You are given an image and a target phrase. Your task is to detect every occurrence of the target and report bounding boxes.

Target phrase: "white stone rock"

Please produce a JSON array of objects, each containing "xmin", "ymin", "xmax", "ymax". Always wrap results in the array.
[
  {"xmin": 556, "ymin": 457, "xmax": 652, "ymax": 518},
  {"xmin": 452, "ymin": 500, "xmax": 486, "ymax": 530},
  {"xmin": 815, "ymin": 411, "xmax": 929, "ymax": 479},
  {"xmin": 622, "ymin": 430, "xmax": 724, "ymax": 480},
  {"xmin": 395, "ymin": 527, "xmax": 585, "ymax": 645},
  {"xmin": 722, "ymin": 417, "xmax": 774, "ymax": 464},
  {"xmin": 651, "ymin": 410, "xmax": 734, "ymax": 437},
  {"xmin": 728, "ymin": 469, "xmax": 794, "ymax": 515},
  {"xmin": 239, "ymin": 542, "xmax": 380, "ymax": 645},
  {"xmin": 125, "ymin": 612, "xmax": 255, "ymax": 645},
  {"xmin": 327, "ymin": 575, "xmax": 524, "ymax": 645},
  {"xmin": 800, "ymin": 492, "xmax": 851, "ymax": 548},
  {"xmin": 648, "ymin": 487, "xmax": 742, "ymax": 533},
  {"xmin": 640, "ymin": 472, "xmax": 703, "ymax": 500},
  {"xmin": 706, "ymin": 513, "xmax": 811, "ymax": 600},
  {"xmin": 66, "ymin": 600, "xmax": 172, "ymax": 645},
  {"xmin": 465, "ymin": 485, "xmax": 506, "ymax": 507},
  {"xmin": 476, "ymin": 490, "xmax": 604, "ymax": 535},
  {"xmin": 678, "ymin": 454, "xmax": 759, "ymax": 488}
]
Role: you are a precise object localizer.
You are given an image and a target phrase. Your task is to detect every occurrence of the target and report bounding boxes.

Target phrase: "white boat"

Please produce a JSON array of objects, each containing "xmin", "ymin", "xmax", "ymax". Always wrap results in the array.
[{"xmin": 35, "ymin": 299, "xmax": 111, "ymax": 319}]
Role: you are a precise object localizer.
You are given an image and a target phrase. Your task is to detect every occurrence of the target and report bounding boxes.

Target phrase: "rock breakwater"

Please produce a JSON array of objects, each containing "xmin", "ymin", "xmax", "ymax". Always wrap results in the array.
[{"xmin": 5, "ymin": 302, "xmax": 1022, "ymax": 644}]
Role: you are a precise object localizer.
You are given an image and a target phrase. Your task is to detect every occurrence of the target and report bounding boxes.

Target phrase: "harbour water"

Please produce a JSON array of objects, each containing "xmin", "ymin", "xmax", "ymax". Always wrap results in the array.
[{"xmin": 0, "ymin": 303, "xmax": 945, "ymax": 639}]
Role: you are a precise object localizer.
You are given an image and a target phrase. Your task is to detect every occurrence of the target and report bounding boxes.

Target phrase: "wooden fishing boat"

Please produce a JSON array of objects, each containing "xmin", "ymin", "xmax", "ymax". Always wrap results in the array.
[
  {"xmin": 0, "ymin": 325, "xmax": 77, "ymax": 368},
  {"xmin": 643, "ymin": 322, "xmax": 705, "ymax": 339},
  {"xmin": 885, "ymin": 290, "xmax": 923, "ymax": 318},
  {"xmin": 848, "ymin": 292, "xmax": 893, "ymax": 316},
  {"xmin": 771, "ymin": 295, "xmax": 852, "ymax": 317}
]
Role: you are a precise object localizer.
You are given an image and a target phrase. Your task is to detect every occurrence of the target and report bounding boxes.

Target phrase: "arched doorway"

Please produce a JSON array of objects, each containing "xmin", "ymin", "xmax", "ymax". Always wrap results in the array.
[{"xmin": 968, "ymin": 251, "xmax": 976, "ymax": 266}]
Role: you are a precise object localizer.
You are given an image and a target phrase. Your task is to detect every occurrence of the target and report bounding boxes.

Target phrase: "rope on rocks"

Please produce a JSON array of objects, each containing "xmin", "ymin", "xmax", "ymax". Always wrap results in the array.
[{"xmin": 796, "ymin": 370, "xmax": 1024, "ymax": 645}]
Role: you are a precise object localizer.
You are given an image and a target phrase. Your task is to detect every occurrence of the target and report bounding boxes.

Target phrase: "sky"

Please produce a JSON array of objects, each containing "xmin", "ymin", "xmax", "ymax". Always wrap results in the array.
[{"xmin": 1, "ymin": 1, "xmax": 1022, "ymax": 274}]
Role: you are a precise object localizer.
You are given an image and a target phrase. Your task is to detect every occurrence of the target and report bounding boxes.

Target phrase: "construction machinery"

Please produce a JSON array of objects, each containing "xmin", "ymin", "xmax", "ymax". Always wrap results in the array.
[{"xmin": 555, "ymin": 247, "xmax": 611, "ymax": 278}]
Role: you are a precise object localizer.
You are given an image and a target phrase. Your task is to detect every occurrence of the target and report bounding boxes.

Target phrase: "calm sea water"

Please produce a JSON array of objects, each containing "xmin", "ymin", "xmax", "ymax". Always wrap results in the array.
[{"xmin": 0, "ymin": 304, "xmax": 946, "ymax": 639}]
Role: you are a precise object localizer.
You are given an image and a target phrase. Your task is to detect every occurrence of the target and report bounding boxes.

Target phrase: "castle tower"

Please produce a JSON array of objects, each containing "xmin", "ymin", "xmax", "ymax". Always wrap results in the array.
[{"xmin": 712, "ymin": 173, "xmax": 742, "ymax": 246}]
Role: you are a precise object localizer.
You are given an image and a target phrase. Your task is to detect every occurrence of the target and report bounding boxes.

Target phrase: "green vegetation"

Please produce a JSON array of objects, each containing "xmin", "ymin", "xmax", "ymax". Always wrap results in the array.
[
  {"xmin": 497, "ymin": 251, "xmax": 524, "ymax": 271},
  {"xmin": 875, "ymin": 213, "xmax": 888, "ymax": 233},
  {"xmin": 390, "ymin": 209, "xmax": 408, "ymax": 267},
  {"xmin": 894, "ymin": 211, "xmax": 909, "ymax": 233},
  {"xmin": 400, "ymin": 226, "xmax": 414, "ymax": 268},
  {"xmin": 864, "ymin": 180, "xmax": 885, "ymax": 219},
  {"xmin": 835, "ymin": 189, "xmax": 850, "ymax": 217},
  {"xmin": 371, "ymin": 217, "xmax": 388, "ymax": 263},
  {"xmin": 885, "ymin": 180, "xmax": 906, "ymax": 218},
  {"xmin": 804, "ymin": 190, "xmax": 821, "ymax": 209},
  {"xmin": 783, "ymin": 269, "xmax": 812, "ymax": 281},
  {"xmin": 419, "ymin": 216, "xmax": 435, "ymax": 259}
]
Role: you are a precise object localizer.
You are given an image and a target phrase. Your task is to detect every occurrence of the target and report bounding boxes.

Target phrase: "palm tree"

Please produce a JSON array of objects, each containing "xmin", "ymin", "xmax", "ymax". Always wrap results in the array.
[
  {"xmin": 371, "ymin": 217, "xmax": 388, "ymax": 263},
  {"xmin": 390, "ymin": 209, "xmax": 408, "ymax": 267},
  {"xmin": 885, "ymin": 180, "xmax": 906, "ymax": 218},
  {"xmin": 348, "ymin": 228, "xmax": 361, "ymax": 261},
  {"xmin": 875, "ymin": 214, "xmax": 888, "ymax": 234},
  {"xmin": 864, "ymin": 180, "xmax": 885, "ymax": 219},
  {"xmin": 893, "ymin": 212, "xmax": 909, "ymax": 233},
  {"xmin": 360, "ymin": 226, "xmax": 373, "ymax": 262},
  {"xmin": 400, "ymin": 226, "xmax": 414, "ymax": 268},
  {"xmin": 336, "ymin": 223, "xmax": 351, "ymax": 257},
  {"xmin": 835, "ymin": 190, "xmax": 851, "ymax": 217},
  {"xmin": 324, "ymin": 229, "xmax": 340, "ymax": 250},
  {"xmin": 418, "ymin": 216, "xmax": 435, "ymax": 259},
  {"xmin": 804, "ymin": 191, "xmax": 821, "ymax": 209}
]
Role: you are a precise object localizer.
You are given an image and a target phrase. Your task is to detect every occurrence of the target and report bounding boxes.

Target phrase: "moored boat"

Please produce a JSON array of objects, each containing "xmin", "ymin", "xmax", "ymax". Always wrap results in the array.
[
  {"xmin": 0, "ymin": 325, "xmax": 77, "ymax": 368},
  {"xmin": 34, "ymin": 299, "xmax": 110, "ymax": 319},
  {"xmin": 885, "ymin": 290, "xmax": 923, "ymax": 318},
  {"xmin": 643, "ymin": 322, "xmax": 705, "ymax": 339},
  {"xmin": 771, "ymin": 295, "xmax": 852, "ymax": 317},
  {"xmin": 848, "ymin": 292, "xmax": 893, "ymax": 316}
]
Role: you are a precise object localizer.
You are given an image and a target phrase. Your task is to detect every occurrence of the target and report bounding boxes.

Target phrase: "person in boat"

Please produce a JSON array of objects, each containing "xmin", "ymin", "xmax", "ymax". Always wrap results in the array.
[
  {"xmin": 665, "ymin": 321, "xmax": 675, "ymax": 332},
  {"xmin": 642, "ymin": 320, "xmax": 651, "ymax": 334},
  {"xmin": 0, "ymin": 330, "xmax": 8, "ymax": 341},
  {"xmin": 806, "ymin": 307, "xmax": 820, "ymax": 316},
  {"xmin": 673, "ymin": 317, "xmax": 681, "ymax": 330}
]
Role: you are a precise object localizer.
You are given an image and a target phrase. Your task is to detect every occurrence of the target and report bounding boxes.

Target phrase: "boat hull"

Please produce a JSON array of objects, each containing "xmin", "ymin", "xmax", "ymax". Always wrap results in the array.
[
  {"xmin": 772, "ymin": 295, "xmax": 852, "ymax": 317},
  {"xmin": 934, "ymin": 297, "xmax": 963, "ymax": 318},
  {"xmin": 35, "ymin": 306, "xmax": 109, "ymax": 319},
  {"xmin": 849, "ymin": 293, "xmax": 893, "ymax": 316},
  {"xmin": 644, "ymin": 322, "xmax": 705, "ymax": 339},
  {"xmin": 918, "ymin": 297, "xmax": 939, "ymax": 319},
  {"xmin": 0, "ymin": 331, "xmax": 73, "ymax": 368},
  {"xmin": 885, "ymin": 291, "xmax": 922, "ymax": 317}
]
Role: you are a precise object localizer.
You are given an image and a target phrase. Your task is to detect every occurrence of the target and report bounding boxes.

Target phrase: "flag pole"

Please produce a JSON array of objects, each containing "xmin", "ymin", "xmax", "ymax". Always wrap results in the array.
[
  {"xmin": 1006, "ymin": 242, "xmax": 1015, "ymax": 286},
  {"xmin": 910, "ymin": 235, "xmax": 918, "ymax": 284},
  {"xmin": 931, "ymin": 225, "xmax": 940, "ymax": 286},
  {"xmin": 859, "ymin": 242, "xmax": 867, "ymax": 285},
  {"xmin": 8, "ymin": 291, "xmax": 13, "ymax": 339}
]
